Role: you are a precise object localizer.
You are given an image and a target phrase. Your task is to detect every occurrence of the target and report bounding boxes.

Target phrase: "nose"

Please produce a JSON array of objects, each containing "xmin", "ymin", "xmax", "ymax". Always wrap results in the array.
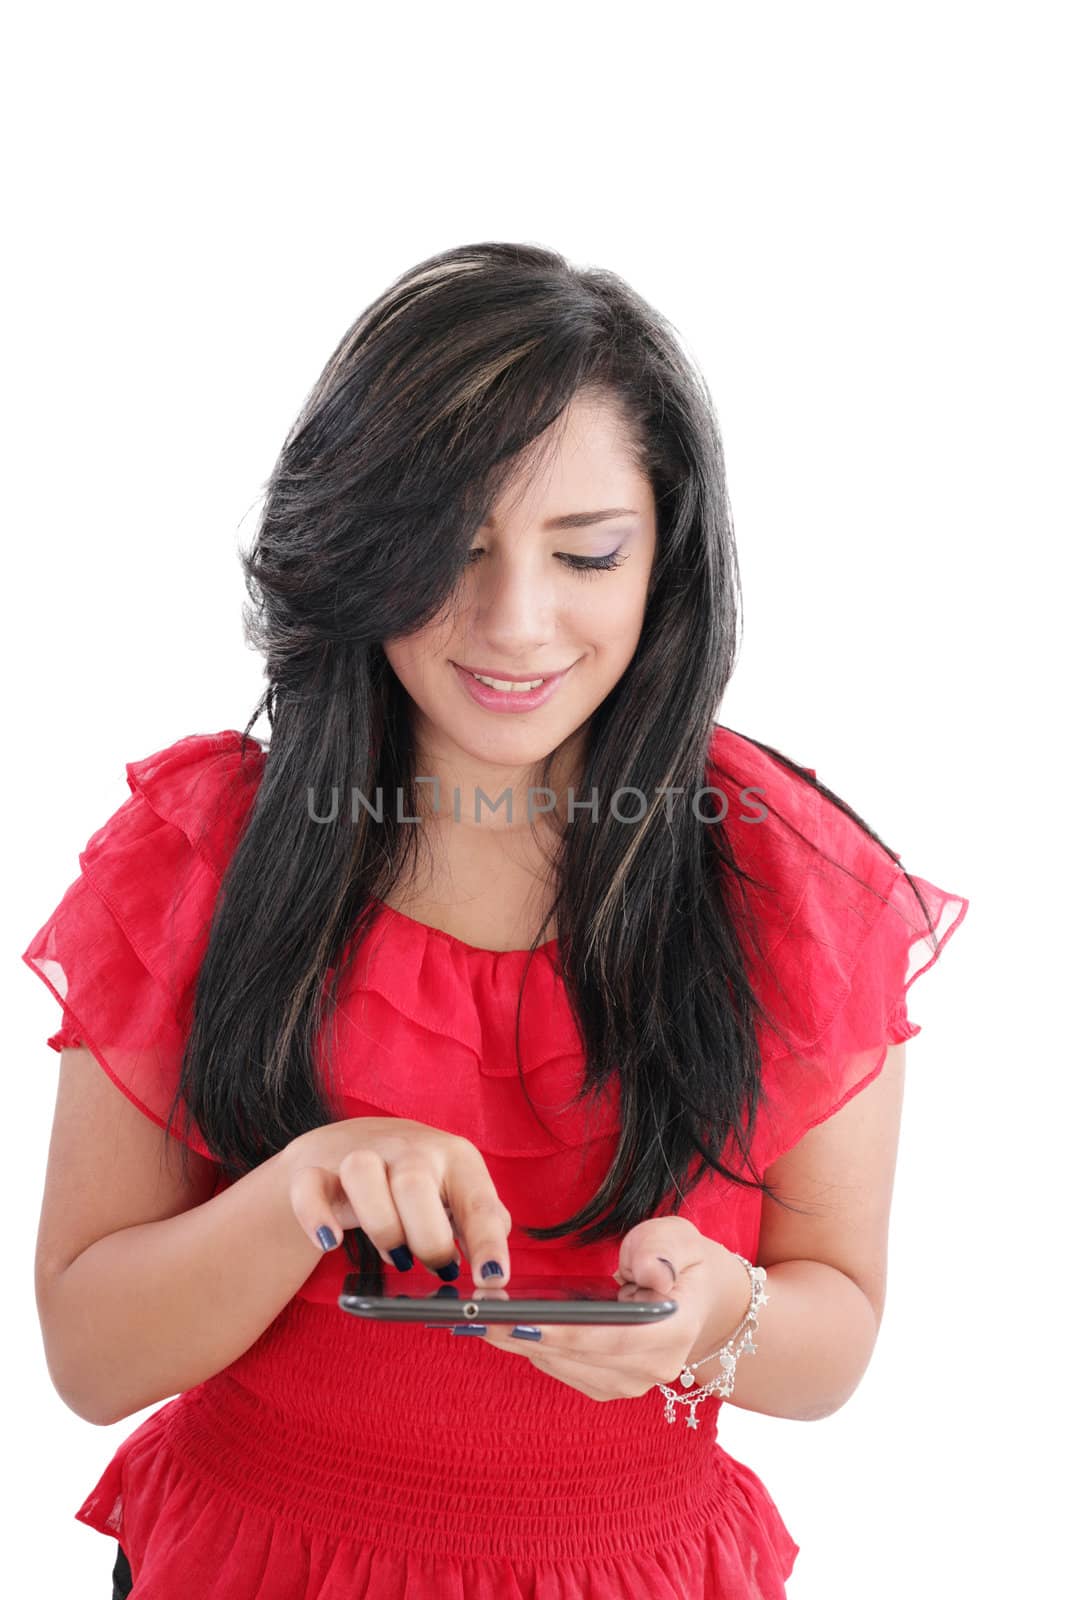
[{"xmin": 470, "ymin": 552, "xmax": 559, "ymax": 659}]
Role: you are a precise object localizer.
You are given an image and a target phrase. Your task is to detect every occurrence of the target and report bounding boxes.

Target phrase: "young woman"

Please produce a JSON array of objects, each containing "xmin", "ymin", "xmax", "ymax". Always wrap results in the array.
[{"xmin": 25, "ymin": 240, "xmax": 968, "ymax": 1599}]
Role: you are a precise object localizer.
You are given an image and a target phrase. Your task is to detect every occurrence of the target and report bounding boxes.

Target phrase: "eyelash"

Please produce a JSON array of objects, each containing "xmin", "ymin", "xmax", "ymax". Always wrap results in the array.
[{"xmin": 463, "ymin": 549, "xmax": 625, "ymax": 578}]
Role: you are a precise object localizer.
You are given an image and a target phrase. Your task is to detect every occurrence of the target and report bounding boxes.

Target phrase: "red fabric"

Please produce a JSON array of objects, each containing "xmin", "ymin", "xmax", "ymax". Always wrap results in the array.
[{"xmin": 22, "ymin": 726, "xmax": 969, "ymax": 1598}]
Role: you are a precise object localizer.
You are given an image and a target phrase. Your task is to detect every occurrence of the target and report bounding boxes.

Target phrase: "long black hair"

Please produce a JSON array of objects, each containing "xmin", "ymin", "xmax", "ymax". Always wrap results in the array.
[{"xmin": 162, "ymin": 241, "xmax": 939, "ymax": 1285}]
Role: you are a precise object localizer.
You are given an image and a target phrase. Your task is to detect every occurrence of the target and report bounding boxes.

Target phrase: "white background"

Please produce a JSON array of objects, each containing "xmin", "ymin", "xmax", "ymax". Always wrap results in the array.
[{"xmin": 5, "ymin": 3, "xmax": 1061, "ymax": 1594}]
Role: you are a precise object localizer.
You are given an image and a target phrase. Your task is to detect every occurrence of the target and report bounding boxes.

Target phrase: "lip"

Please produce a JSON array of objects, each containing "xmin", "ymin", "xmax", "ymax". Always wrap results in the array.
[
  {"xmin": 455, "ymin": 664, "xmax": 570, "ymax": 682},
  {"xmin": 451, "ymin": 661, "xmax": 573, "ymax": 713}
]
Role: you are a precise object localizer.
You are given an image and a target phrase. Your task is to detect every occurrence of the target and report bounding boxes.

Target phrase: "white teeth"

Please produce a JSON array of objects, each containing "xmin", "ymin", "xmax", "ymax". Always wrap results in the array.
[{"xmin": 470, "ymin": 673, "xmax": 544, "ymax": 692}]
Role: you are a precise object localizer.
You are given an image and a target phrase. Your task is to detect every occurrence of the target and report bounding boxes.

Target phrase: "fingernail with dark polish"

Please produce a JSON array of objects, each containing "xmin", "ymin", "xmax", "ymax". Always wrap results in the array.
[
  {"xmin": 388, "ymin": 1245, "xmax": 414, "ymax": 1271},
  {"xmin": 480, "ymin": 1260, "xmax": 504, "ymax": 1280},
  {"xmin": 316, "ymin": 1226, "xmax": 338, "ymax": 1251},
  {"xmin": 451, "ymin": 1324, "xmax": 488, "ymax": 1336},
  {"xmin": 511, "ymin": 1325, "xmax": 542, "ymax": 1340},
  {"xmin": 435, "ymin": 1259, "xmax": 460, "ymax": 1281}
]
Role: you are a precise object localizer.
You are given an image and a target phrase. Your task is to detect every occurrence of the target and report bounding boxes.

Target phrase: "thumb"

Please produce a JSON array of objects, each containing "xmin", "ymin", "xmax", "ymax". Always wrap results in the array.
[
  {"xmin": 613, "ymin": 1255, "xmax": 677, "ymax": 1302},
  {"xmin": 614, "ymin": 1218, "xmax": 702, "ymax": 1292}
]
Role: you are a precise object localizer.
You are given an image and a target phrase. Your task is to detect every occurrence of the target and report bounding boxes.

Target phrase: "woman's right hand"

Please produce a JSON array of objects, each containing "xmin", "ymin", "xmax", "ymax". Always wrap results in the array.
[{"xmin": 283, "ymin": 1117, "xmax": 512, "ymax": 1285}]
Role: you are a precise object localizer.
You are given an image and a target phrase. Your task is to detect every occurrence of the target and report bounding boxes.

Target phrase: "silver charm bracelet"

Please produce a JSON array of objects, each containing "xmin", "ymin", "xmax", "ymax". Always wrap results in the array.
[{"xmin": 656, "ymin": 1254, "xmax": 769, "ymax": 1431}]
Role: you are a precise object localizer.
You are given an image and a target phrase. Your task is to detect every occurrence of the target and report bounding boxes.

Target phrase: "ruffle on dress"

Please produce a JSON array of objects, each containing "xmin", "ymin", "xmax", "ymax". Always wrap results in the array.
[
  {"xmin": 325, "ymin": 914, "xmax": 608, "ymax": 1149},
  {"xmin": 21, "ymin": 725, "xmax": 968, "ymax": 1184},
  {"xmin": 21, "ymin": 730, "xmax": 265, "ymax": 1160},
  {"xmin": 706, "ymin": 732, "xmax": 968, "ymax": 1170},
  {"xmin": 21, "ymin": 725, "xmax": 970, "ymax": 1599},
  {"xmin": 73, "ymin": 1295, "xmax": 802, "ymax": 1598}
]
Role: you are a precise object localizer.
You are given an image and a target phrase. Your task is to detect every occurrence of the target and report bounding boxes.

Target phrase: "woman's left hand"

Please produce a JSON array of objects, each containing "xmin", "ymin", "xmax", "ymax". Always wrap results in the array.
[{"xmin": 476, "ymin": 1218, "xmax": 752, "ymax": 1401}]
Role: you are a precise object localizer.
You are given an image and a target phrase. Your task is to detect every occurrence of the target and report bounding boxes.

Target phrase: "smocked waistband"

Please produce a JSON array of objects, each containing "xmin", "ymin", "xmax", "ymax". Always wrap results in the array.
[{"xmin": 166, "ymin": 1297, "xmax": 730, "ymax": 1562}]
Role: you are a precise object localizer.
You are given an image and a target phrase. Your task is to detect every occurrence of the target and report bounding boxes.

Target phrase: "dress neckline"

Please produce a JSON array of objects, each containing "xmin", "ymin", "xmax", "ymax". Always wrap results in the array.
[{"xmin": 369, "ymin": 895, "xmax": 560, "ymax": 958}]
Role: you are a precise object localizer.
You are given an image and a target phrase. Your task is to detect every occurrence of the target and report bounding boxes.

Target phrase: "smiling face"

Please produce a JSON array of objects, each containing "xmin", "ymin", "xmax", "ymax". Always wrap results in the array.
[{"xmin": 382, "ymin": 389, "xmax": 658, "ymax": 824}]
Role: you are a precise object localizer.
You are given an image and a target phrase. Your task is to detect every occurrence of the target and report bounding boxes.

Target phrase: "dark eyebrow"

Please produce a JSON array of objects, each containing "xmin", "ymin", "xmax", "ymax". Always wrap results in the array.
[{"xmin": 485, "ymin": 508, "xmax": 639, "ymax": 532}]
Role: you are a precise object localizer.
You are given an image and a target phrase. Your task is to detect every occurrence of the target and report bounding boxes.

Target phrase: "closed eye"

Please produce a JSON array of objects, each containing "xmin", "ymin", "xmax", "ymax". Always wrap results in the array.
[{"xmin": 464, "ymin": 549, "xmax": 626, "ymax": 577}]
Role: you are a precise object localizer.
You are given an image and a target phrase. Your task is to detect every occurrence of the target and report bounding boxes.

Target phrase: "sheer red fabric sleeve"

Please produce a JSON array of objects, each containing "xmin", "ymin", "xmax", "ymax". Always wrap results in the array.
[
  {"xmin": 20, "ymin": 730, "xmax": 265, "ymax": 1161},
  {"xmin": 752, "ymin": 862, "xmax": 968, "ymax": 1173},
  {"xmin": 709, "ymin": 729, "xmax": 970, "ymax": 1175}
]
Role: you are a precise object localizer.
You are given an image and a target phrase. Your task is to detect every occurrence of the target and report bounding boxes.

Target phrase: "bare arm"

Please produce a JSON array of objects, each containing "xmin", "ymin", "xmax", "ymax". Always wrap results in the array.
[
  {"xmin": 684, "ymin": 1043, "xmax": 907, "ymax": 1422},
  {"xmin": 36, "ymin": 1049, "xmax": 322, "ymax": 1427},
  {"xmin": 37, "ymin": 1049, "xmax": 513, "ymax": 1428}
]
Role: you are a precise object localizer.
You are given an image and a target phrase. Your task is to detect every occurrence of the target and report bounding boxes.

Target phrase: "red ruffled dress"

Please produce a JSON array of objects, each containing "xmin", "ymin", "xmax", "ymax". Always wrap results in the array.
[{"xmin": 21, "ymin": 727, "xmax": 969, "ymax": 1599}]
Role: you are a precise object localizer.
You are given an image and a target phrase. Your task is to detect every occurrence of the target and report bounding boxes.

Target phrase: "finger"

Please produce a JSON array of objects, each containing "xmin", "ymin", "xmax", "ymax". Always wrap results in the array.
[
  {"xmin": 445, "ymin": 1146, "xmax": 512, "ymax": 1286},
  {"xmin": 335, "ymin": 1147, "xmax": 419, "ymax": 1268},
  {"xmin": 522, "ymin": 1351, "xmax": 623, "ymax": 1401},
  {"xmin": 484, "ymin": 1322, "xmax": 687, "ymax": 1399},
  {"xmin": 479, "ymin": 1338, "xmax": 643, "ymax": 1402},
  {"xmin": 384, "ymin": 1150, "xmax": 460, "ymax": 1275},
  {"xmin": 480, "ymin": 1321, "xmax": 629, "ymax": 1369},
  {"xmin": 288, "ymin": 1161, "xmax": 358, "ymax": 1254},
  {"xmin": 443, "ymin": 1204, "xmax": 471, "ymax": 1263}
]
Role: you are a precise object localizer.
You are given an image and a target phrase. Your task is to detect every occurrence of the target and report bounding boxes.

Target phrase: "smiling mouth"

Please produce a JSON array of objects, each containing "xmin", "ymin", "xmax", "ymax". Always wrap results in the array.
[{"xmin": 452, "ymin": 663, "xmax": 572, "ymax": 692}]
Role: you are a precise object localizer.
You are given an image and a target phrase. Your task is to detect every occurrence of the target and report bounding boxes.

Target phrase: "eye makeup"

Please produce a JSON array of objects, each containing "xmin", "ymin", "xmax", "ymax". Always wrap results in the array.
[
  {"xmin": 557, "ymin": 550, "xmax": 626, "ymax": 576},
  {"xmin": 463, "ymin": 547, "xmax": 628, "ymax": 576}
]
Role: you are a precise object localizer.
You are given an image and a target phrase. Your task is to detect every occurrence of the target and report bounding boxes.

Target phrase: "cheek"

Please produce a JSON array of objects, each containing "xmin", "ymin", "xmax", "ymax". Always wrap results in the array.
[
  {"xmin": 577, "ymin": 581, "xmax": 649, "ymax": 653},
  {"xmin": 381, "ymin": 643, "xmax": 411, "ymax": 687},
  {"xmin": 383, "ymin": 626, "xmax": 444, "ymax": 683}
]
